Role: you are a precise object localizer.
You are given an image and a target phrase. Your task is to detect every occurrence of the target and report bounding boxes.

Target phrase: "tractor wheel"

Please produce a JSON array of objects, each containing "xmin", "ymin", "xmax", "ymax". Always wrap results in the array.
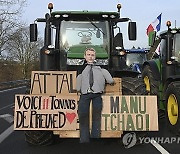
[
  {"xmin": 121, "ymin": 77, "xmax": 148, "ymax": 142},
  {"xmin": 24, "ymin": 81, "xmax": 54, "ymax": 146},
  {"xmin": 165, "ymin": 81, "xmax": 180, "ymax": 135},
  {"xmin": 142, "ymin": 65, "xmax": 159, "ymax": 96},
  {"xmin": 24, "ymin": 130, "xmax": 54, "ymax": 146},
  {"xmin": 142, "ymin": 65, "xmax": 164, "ymax": 118},
  {"xmin": 122, "ymin": 77, "xmax": 147, "ymax": 95}
]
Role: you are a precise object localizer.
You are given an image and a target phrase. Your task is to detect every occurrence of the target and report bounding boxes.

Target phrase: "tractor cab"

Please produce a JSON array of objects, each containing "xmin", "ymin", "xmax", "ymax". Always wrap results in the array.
[
  {"xmin": 142, "ymin": 21, "xmax": 180, "ymax": 135},
  {"xmin": 30, "ymin": 3, "xmax": 137, "ymax": 77},
  {"xmin": 147, "ymin": 21, "xmax": 180, "ymax": 84},
  {"xmin": 58, "ymin": 15, "xmax": 111, "ymax": 69}
]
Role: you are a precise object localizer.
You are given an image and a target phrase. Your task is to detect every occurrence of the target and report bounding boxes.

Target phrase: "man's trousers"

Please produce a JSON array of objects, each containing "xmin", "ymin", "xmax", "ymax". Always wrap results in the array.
[{"xmin": 78, "ymin": 93, "xmax": 102, "ymax": 143}]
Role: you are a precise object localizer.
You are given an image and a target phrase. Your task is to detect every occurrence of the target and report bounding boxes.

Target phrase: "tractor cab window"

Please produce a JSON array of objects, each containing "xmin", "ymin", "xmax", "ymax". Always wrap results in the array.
[
  {"xmin": 173, "ymin": 33, "xmax": 180, "ymax": 63},
  {"xmin": 159, "ymin": 39, "xmax": 166, "ymax": 60},
  {"xmin": 60, "ymin": 21, "xmax": 110, "ymax": 63},
  {"xmin": 126, "ymin": 53, "xmax": 147, "ymax": 67},
  {"xmin": 51, "ymin": 26, "xmax": 56, "ymax": 47}
]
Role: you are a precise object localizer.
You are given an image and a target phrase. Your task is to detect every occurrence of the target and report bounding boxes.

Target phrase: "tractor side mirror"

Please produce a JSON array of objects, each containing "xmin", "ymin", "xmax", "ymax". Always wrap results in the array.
[
  {"xmin": 113, "ymin": 33, "xmax": 124, "ymax": 49},
  {"xmin": 30, "ymin": 23, "xmax": 38, "ymax": 42},
  {"xmin": 128, "ymin": 22, "xmax": 137, "ymax": 40}
]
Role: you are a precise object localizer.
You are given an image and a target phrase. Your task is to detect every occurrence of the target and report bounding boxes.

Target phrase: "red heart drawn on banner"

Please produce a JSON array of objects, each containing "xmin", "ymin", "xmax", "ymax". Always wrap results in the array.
[{"xmin": 66, "ymin": 112, "xmax": 76, "ymax": 124}]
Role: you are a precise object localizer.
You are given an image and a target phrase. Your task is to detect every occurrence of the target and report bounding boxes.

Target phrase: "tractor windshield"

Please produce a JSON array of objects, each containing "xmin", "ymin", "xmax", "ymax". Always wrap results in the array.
[
  {"xmin": 60, "ymin": 20, "xmax": 110, "ymax": 65},
  {"xmin": 174, "ymin": 33, "xmax": 180, "ymax": 63}
]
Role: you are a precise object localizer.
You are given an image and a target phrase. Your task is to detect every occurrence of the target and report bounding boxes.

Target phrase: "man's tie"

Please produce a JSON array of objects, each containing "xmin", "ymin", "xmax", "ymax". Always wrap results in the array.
[{"xmin": 89, "ymin": 64, "xmax": 94, "ymax": 89}]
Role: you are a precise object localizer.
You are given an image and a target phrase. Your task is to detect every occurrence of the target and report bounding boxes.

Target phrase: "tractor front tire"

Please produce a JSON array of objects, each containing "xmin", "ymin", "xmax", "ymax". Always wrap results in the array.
[
  {"xmin": 122, "ymin": 77, "xmax": 147, "ymax": 95},
  {"xmin": 24, "ymin": 81, "xmax": 55, "ymax": 146},
  {"xmin": 121, "ymin": 77, "xmax": 148, "ymax": 142},
  {"xmin": 165, "ymin": 81, "xmax": 180, "ymax": 136},
  {"xmin": 142, "ymin": 65, "xmax": 159, "ymax": 96},
  {"xmin": 24, "ymin": 130, "xmax": 54, "ymax": 146},
  {"xmin": 141, "ymin": 65, "xmax": 164, "ymax": 118}
]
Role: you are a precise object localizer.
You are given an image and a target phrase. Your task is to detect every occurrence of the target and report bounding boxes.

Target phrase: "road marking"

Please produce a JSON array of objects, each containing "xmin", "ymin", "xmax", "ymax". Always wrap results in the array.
[
  {"xmin": 150, "ymin": 139, "xmax": 170, "ymax": 154},
  {"xmin": 0, "ymin": 103, "xmax": 14, "ymax": 111},
  {"xmin": 0, "ymin": 86, "xmax": 26, "ymax": 93},
  {"xmin": 0, "ymin": 124, "xmax": 14, "ymax": 144},
  {"xmin": 0, "ymin": 114, "xmax": 14, "ymax": 123},
  {"xmin": 10, "ymin": 105, "xmax": 14, "ymax": 109}
]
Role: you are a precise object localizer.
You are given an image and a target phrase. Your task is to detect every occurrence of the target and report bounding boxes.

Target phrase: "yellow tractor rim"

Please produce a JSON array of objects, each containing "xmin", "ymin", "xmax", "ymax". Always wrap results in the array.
[
  {"xmin": 167, "ymin": 94, "xmax": 178, "ymax": 125},
  {"xmin": 144, "ymin": 76, "xmax": 150, "ymax": 92}
]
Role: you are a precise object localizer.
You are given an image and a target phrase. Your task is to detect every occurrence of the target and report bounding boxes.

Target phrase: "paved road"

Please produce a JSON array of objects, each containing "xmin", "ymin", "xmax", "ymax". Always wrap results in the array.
[{"xmin": 0, "ymin": 87, "xmax": 180, "ymax": 154}]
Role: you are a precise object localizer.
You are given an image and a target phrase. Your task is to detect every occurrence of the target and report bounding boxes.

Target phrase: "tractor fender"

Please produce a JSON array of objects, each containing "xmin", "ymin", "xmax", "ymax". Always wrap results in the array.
[
  {"xmin": 164, "ymin": 75, "xmax": 180, "ymax": 92},
  {"xmin": 143, "ymin": 60, "xmax": 160, "ymax": 81},
  {"xmin": 166, "ymin": 75, "xmax": 180, "ymax": 82}
]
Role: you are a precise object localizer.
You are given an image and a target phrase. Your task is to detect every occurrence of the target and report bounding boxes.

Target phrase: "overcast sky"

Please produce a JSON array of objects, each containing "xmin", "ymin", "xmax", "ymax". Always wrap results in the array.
[{"xmin": 22, "ymin": 0, "xmax": 180, "ymax": 48}]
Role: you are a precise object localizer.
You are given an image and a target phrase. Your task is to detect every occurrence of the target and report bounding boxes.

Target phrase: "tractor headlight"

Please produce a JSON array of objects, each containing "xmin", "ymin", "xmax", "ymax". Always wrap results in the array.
[
  {"xmin": 67, "ymin": 59, "xmax": 84, "ymax": 65},
  {"xmin": 119, "ymin": 50, "xmax": 126, "ymax": 56},
  {"xmin": 96, "ymin": 59, "xmax": 109, "ymax": 65},
  {"xmin": 67, "ymin": 58, "xmax": 108, "ymax": 65}
]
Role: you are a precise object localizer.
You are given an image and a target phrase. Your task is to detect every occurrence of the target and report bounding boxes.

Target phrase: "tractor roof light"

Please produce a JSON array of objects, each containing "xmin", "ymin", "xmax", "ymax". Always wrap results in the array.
[
  {"xmin": 62, "ymin": 14, "xmax": 69, "ymax": 18},
  {"xmin": 55, "ymin": 14, "xmax": 61, "ymax": 18},
  {"xmin": 115, "ymin": 46, "xmax": 123, "ymax": 50},
  {"xmin": 48, "ymin": 3, "xmax": 53, "ymax": 10},
  {"xmin": 102, "ymin": 14, "xmax": 108, "ymax": 18},
  {"xmin": 110, "ymin": 15, "xmax": 116, "ymax": 19},
  {"xmin": 117, "ymin": 4, "xmax": 121, "ymax": 12},
  {"xmin": 166, "ymin": 21, "xmax": 171, "ymax": 28},
  {"xmin": 48, "ymin": 45, "xmax": 55, "ymax": 49},
  {"xmin": 48, "ymin": 3, "xmax": 53, "ymax": 14}
]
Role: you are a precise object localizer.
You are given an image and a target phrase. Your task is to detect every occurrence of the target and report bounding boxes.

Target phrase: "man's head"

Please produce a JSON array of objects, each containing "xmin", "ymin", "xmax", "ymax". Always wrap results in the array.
[{"xmin": 84, "ymin": 48, "xmax": 96, "ymax": 64}]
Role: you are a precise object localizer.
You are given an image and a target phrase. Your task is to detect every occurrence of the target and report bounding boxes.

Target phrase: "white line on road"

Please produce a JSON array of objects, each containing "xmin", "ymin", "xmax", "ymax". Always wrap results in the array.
[
  {"xmin": 0, "ymin": 103, "xmax": 14, "ymax": 111},
  {"xmin": 0, "ymin": 114, "xmax": 14, "ymax": 123},
  {"xmin": 0, "ymin": 86, "xmax": 26, "ymax": 93},
  {"xmin": 0, "ymin": 124, "xmax": 14, "ymax": 144},
  {"xmin": 150, "ymin": 139, "xmax": 170, "ymax": 154}
]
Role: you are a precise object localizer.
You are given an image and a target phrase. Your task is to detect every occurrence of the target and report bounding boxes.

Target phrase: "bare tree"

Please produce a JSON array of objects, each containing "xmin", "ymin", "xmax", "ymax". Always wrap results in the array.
[
  {"xmin": 6, "ymin": 26, "xmax": 43, "ymax": 79},
  {"xmin": 0, "ymin": 0, "xmax": 27, "ymax": 57}
]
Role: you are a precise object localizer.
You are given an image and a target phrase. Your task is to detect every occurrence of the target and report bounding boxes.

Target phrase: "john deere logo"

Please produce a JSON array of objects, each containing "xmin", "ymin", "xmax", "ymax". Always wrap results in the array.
[{"xmin": 122, "ymin": 132, "xmax": 137, "ymax": 148}]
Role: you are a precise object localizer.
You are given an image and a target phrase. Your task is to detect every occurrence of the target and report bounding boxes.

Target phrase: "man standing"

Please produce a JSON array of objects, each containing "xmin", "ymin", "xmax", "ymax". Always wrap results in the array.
[{"xmin": 76, "ymin": 48, "xmax": 114, "ymax": 143}]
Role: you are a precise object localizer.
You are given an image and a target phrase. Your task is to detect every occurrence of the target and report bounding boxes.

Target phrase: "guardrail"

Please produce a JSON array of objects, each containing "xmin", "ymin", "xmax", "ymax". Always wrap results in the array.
[{"xmin": 0, "ymin": 79, "xmax": 30, "ymax": 90}]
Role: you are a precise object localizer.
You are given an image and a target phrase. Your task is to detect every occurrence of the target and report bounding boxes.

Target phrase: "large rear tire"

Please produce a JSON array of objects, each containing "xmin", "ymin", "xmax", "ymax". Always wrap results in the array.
[
  {"xmin": 121, "ymin": 77, "xmax": 148, "ymax": 142},
  {"xmin": 122, "ymin": 77, "xmax": 147, "ymax": 95},
  {"xmin": 141, "ymin": 65, "xmax": 164, "ymax": 118},
  {"xmin": 165, "ymin": 81, "xmax": 180, "ymax": 135},
  {"xmin": 142, "ymin": 65, "xmax": 159, "ymax": 96}
]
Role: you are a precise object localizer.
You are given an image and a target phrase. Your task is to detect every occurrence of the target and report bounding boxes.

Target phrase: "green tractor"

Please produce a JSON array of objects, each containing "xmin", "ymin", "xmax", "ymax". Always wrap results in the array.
[
  {"xmin": 30, "ymin": 3, "xmax": 138, "ymax": 77},
  {"xmin": 142, "ymin": 21, "xmax": 180, "ymax": 135},
  {"xmin": 24, "ymin": 3, "xmax": 148, "ymax": 145}
]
